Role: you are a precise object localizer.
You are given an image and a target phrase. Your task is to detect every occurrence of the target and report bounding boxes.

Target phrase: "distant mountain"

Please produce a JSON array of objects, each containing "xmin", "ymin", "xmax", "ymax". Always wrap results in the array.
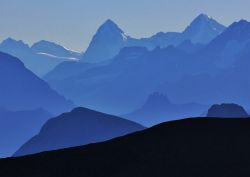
[
  {"xmin": 14, "ymin": 107, "xmax": 145, "ymax": 157},
  {"xmin": 0, "ymin": 52, "xmax": 74, "ymax": 114},
  {"xmin": 156, "ymin": 19, "xmax": 250, "ymax": 108},
  {"xmin": 133, "ymin": 14, "xmax": 225, "ymax": 50},
  {"xmin": 3, "ymin": 118, "xmax": 250, "ymax": 177},
  {"xmin": 124, "ymin": 92, "xmax": 208, "ymax": 126},
  {"xmin": 0, "ymin": 38, "xmax": 79, "ymax": 76},
  {"xmin": 205, "ymin": 19, "xmax": 250, "ymax": 67},
  {"xmin": 182, "ymin": 14, "xmax": 226, "ymax": 44},
  {"xmin": 31, "ymin": 40, "xmax": 80, "ymax": 59},
  {"xmin": 81, "ymin": 14, "xmax": 225, "ymax": 63},
  {"xmin": 82, "ymin": 19, "xmax": 129, "ymax": 63},
  {"xmin": 0, "ymin": 108, "xmax": 52, "ymax": 158},
  {"xmin": 207, "ymin": 103, "xmax": 249, "ymax": 117}
]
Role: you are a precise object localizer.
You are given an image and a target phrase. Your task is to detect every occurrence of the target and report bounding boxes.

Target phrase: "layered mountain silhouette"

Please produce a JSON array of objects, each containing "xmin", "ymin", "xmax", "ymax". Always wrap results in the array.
[
  {"xmin": 124, "ymin": 92, "xmax": 208, "ymax": 126},
  {"xmin": 14, "ymin": 107, "xmax": 145, "ymax": 157},
  {"xmin": 81, "ymin": 14, "xmax": 225, "ymax": 63},
  {"xmin": 205, "ymin": 19, "xmax": 250, "ymax": 67},
  {"xmin": 0, "ymin": 38, "xmax": 80, "ymax": 76},
  {"xmin": 0, "ymin": 108, "xmax": 52, "ymax": 158},
  {"xmin": 2, "ymin": 118, "xmax": 250, "ymax": 177},
  {"xmin": 157, "ymin": 19, "xmax": 250, "ymax": 108},
  {"xmin": 0, "ymin": 52, "xmax": 74, "ymax": 114},
  {"xmin": 44, "ymin": 14, "xmax": 230, "ymax": 116},
  {"xmin": 207, "ymin": 103, "xmax": 249, "ymax": 117},
  {"xmin": 45, "ymin": 43, "xmax": 214, "ymax": 115}
]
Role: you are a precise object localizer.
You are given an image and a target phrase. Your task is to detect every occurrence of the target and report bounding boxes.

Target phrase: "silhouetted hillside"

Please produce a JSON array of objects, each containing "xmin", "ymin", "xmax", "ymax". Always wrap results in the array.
[
  {"xmin": 207, "ymin": 103, "xmax": 249, "ymax": 117},
  {"xmin": 0, "ymin": 52, "xmax": 74, "ymax": 114},
  {"xmin": 1, "ymin": 118, "xmax": 250, "ymax": 177},
  {"xmin": 14, "ymin": 107, "xmax": 145, "ymax": 157},
  {"xmin": 0, "ymin": 108, "xmax": 52, "ymax": 158}
]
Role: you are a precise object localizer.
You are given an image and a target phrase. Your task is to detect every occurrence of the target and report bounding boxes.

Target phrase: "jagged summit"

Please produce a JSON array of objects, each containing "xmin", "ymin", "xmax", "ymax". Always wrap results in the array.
[
  {"xmin": 0, "ymin": 38, "xmax": 30, "ymax": 49},
  {"xmin": 195, "ymin": 13, "xmax": 212, "ymax": 21},
  {"xmin": 144, "ymin": 92, "xmax": 171, "ymax": 108},
  {"xmin": 82, "ymin": 19, "xmax": 128, "ymax": 63},
  {"xmin": 227, "ymin": 19, "xmax": 250, "ymax": 34},
  {"xmin": 208, "ymin": 19, "xmax": 250, "ymax": 49},
  {"xmin": 97, "ymin": 19, "xmax": 126, "ymax": 37},
  {"xmin": 101, "ymin": 19, "xmax": 120, "ymax": 29},
  {"xmin": 182, "ymin": 14, "xmax": 226, "ymax": 43}
]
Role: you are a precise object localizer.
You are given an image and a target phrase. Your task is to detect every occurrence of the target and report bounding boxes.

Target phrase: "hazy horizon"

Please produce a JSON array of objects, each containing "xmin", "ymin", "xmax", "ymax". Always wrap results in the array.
[{"xmin": 1, "ymin": 0, "xmax": 250, "ymax": 51}]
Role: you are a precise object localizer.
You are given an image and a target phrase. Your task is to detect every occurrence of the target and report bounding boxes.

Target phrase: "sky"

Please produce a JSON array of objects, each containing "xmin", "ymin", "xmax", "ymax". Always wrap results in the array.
[{"xmin": 0, "ymin": 0, "xmax": 250, "ymax": 52}]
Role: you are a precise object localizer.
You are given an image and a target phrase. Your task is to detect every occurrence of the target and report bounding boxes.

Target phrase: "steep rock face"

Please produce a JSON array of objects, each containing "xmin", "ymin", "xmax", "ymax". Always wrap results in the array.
[
  {"xmin": 0, "ymin": 52, "xmax": 74, "ymax": 114},
  {"xmin": 14, "ymin": 107, "xmax": 145, "ymax": 157},
  {"xmin": 82, "ymin": 19, "xmax": 129, "ymax": 63},
  {"xmin": 207, "ymin": 103, "xmax": 249, "ymax": 117}
]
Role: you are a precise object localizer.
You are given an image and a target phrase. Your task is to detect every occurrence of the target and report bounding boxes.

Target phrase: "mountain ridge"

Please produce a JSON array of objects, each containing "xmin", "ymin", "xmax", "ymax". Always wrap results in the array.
[
  {"xmin": 1, "ymin": 118, "xmax": 250, "ymax": 177},
  {"xmin": 14, "ymin": 107, "xmax": 145, "ymax": 157}
]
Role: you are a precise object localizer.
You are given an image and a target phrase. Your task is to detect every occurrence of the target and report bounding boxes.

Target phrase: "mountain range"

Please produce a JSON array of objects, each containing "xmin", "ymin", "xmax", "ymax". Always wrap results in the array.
[
  {"xmin": 0, "ymin": 38, "xmax": 80, "ymax": 76},
  {"xmin": 2, "ymin": 117, "xmax": 250, "ymax": 177},
  {"xmin": 81, "ymin": 14, "xmax": 226, "ymax": 63},
  {"xmin": 14, "ymin": 107, "xmax": 145, "ymax": 157},
  {"xmin": 43, "ymin": 17, "xmax": 250, "ymax": 119}
]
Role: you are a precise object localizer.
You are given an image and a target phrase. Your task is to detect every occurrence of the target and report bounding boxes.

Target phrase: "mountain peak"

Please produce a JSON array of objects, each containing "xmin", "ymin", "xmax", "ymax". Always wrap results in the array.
[
  {"xmin": 103, "ymin": 19, "xmax": 117, "ymax": 26},
  {"xmin": 143, "ymin": 92, "xmax": 171, "ymax": 109},
  {"xmin": 215, "ymin": 19, "xmax": 250, "ymax": 42},
  {"xmin": 195, "ymin": 13, "xmax": 211, "ymax": 21},
  {"xmin": 188, "ymin": 13, "xmax": 224, "ymax": 29},
  {"xmin": 182, "ymin": 14, "xmax": 226, "ymax": 44},
  {"xmin": 98, "ymin": 19, "xmax": 124, "ymax": 34},
  {"xmin": 1, "ymin": 38, "xmax": 28, "ymax": 47},
  {"xmin": 229, "ymin": 19, "xmax": 250, "ymax": 29},
  {"xmin": 82, "ymin": 19, "xmax": 128, "ymax": 63},
  {"xmin": 0, "ymin": 38, "xmax": 30, "ymax": 50}
]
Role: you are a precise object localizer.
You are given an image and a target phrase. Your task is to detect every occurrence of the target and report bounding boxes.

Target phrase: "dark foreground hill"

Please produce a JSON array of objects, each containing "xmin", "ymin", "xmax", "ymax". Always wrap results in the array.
[
  {"xmin": 1, "ymin": 118, "xmax": 250, "ymax": 177},
  {"xmin": 14, "ymin": 107, "xmax": 145, "ymax": 157}
]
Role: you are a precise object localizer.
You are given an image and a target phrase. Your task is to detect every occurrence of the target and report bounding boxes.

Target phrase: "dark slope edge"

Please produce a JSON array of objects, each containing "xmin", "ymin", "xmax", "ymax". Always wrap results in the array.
[
  {"xmin": 14, "ymin": 107, "xmax": 145, "ymax": 157},
  {"xmin": 1, "ymin": 118, "xmax": 250, "ymax": 177}
]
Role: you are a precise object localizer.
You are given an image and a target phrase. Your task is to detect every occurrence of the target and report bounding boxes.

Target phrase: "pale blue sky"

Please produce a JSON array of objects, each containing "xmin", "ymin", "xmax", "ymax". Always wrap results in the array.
[{"xmin": 0, "ymin": 0, "xmax": 249, "ymax": 51}]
